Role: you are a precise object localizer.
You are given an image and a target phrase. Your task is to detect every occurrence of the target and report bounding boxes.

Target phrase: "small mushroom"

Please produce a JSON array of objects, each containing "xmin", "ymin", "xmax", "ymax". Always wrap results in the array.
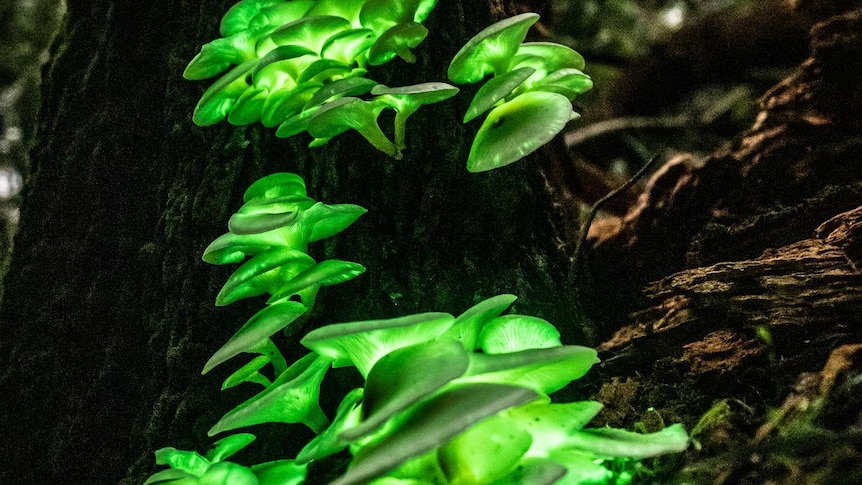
[
  {"xmin": 215, "ymin": 247, "xmax": 316, "ymax": 306},
  {"xmin": 208, "ymin": 353, "xmax": 332, "ymax": 435},
  {"xmin": 330, "ymin": 383, "xmax": 539, "ymax": 485},
  {"xmin": 366, "ymin": 22, "xmax": 428, "ymax": 65},
  {"xmin": 305, "ymin": 77, "xmax": 379, "ymax": 109},
  {"xmin": 441, "ymin": 293, "xmax": 517, "ymax": 351},
  {"xmin": 466, "ymin": 91, "xmax": 573, "ymax": 172},
  {"xmin": 462, "ymin": 66, "xmax": 534, "ymax": 123},
  {"xmin": 447, "ymin": 12, "xmax": 539, "ymax": 84},
  {"xmin": 320, "ymin": 28, "xmax": 376, "ymax": 65},
  {"xmin": 477, "ymin": 314, "xmax": 562, "ymax": 354},
  {"xmin": 192, "ymin": 59, "xmax": 257, "ymax": 126},
  {"xmin": 528, "ymin": 68, "xmax": 593, "ymax": 101},
  {"xmin": 203, "ymin": 299, "xmax": 309, "ymax": 374},
  {"xmin": 305, "ymin": 0, "xmax": 366, "ymax": 27},
  {"xmin": 306, "ymin": 97, "xmax": 399, "ymax": 158},
  {"xmin": 267, "ymin": 259, "xmax": 366, "ymax": 304},
  {"xmin": 268, "ymin": 15, "xmax": 351, "ymax": 54},
  {"xmin": 242, "ymin": 172, "xmax": 307, "ymax": 202},
  {"xmin": 359, "ymin": 0, "xmax": 438, "ymax": 36},
  {"xmin": 184, "ymin": 28, "xmax": 263, "ymax": 80},
  {"xmin": 220, "ymin": 0, "xmax": 313, "ymax": 37},
  {"xmin": 370, "ymin": 82, "xmax": 459, "ymax": 153},
  {"xmin": 296, "ymin": 388, "xmax": 365, "ymax": 464},
  {"xmin": 220, "ymin": 355, "xmax": 272, "ymax": 389},
  {"xmin": 460, "ymin": 345, "xmax": 599, "ymax": 395},
  {"xmin": 340, "ymin": 339, "xmax": 469, "ymax": 441},
  {"xmin": 300, "ymin": 311, "xmax": 455, "ymax": 377}
]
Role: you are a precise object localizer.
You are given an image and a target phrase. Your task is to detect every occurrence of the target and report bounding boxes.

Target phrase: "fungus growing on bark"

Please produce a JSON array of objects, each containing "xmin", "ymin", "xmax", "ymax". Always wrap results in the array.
[
  {"xmin": 462, "ymin": 66, "xmax": 534, "ymax": 122},
  {"xmin": 447, "ymin": 12, "xmax": 539, "ymax": 84},
  {"xmin": 467, "ymin": 91, "xmax": 574, "ymax": 172},
  {"xmin": 300, "ymin": 312, "xmax": 455, "ymax": 377},
  {"xmin": 306, "ymin": 97, "xmax": 399, "ymax": 158},
  {"xmin": 208, "ymin": 353, "xmax": 332, "ymax": 436},
  {"xmin": 370, "ymin": 82, "xmax": 459, "ymax": 153}
]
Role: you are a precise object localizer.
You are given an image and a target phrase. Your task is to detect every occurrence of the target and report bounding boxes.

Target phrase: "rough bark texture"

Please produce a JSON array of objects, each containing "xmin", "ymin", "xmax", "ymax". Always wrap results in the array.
[
  {"xmin": 581, "ymin": 4, "xmax": 862, "ymax": 483},
  {"xmin": 0, "ymin": 1, "xmax": 576, "ymax": 483}
]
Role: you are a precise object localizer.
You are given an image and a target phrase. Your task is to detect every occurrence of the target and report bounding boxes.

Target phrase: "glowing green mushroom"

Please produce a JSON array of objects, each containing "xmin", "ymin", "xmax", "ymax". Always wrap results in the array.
[
  {"xmin": 306, "ymin": 77, "xmax": 379, "ymax": 109},
  {"xmin": 192, "ymin": 59, "xmax": 256, "ymax": 126},
  {"xmin": 215, "ymin": 247, "xmax": 316, "ymax": 306},
  {"xmin": 184, "ymin": 29, "xmax": 262, "ymax": 80},
  {"xmin": 208, "ymin": 353, "xmax": 332, "ymax": 435},
  {"xmin": 441, "ymin": 294, "xmax": 517, "ymax": 351},
  {"xmin": 227, "ymin": 86, "xmax": 269, "ymax": 125},
  {"xmin": 340, "ymin": 339, "xmax": 469, "ymax": 441},
  {"xmin": 242, "ymin": 172, "xmax": 307, "ymax": 202},
  {"xmin": 300, "ymin": 311, "xmax": 455, "ymax": 377},
  {"xmin": 447, "ymin": 13, "xmax": 539, "ymax": 84},
  {"xmin": 528, "ymin": 68, "xmax": 593, "ymax": 101},
  {"xmin": 220, "ymin": 0, "xmax": 314, "ymax": 37},
  {"xmin": 268, "ymin": 15, "xmax": 351, "ymax": 54},
  {"xmin": 370, "ymin": 82, "xmax": 459, "ymax": 154},
  {"xmin": 305, "ymin": 0, "xmax": 366, "ymax": 27},
  {"xmin": 437, "ymin": 413, "xmax": 533, "ymax": 484},
  {"xmin": 306, "ymin": 97, "xmax": 399, "ymax": 158},
  {"xmin": 330, "ymin": 383, "xmax": 539, "ymax": 485},
  {"xmin": 508, "ymin": 42, "xmax": 585, "ymax": 79},
  {"xmin": 359, "ymin": 0, "xmax": 438, "ymax": 36},
  {"xmin": 321, "ymin": 28, "xmax": 376, "ymax": 65},
  {"xmin": 477, "ymin": 314, "xmax": 562, "ymax": 354},
  {"xmin": 260, "ymin": 83, "xmax": 321, "ymax": 127},
  {"xmin": 203, "ymin": 299, "xmax": 309, "ymax": 374},
  {"xmin": 367, "ymin": 22, "xmax": 428, "ymax": 65},
  {"xmin": 466, "ymin": 91, "xmax": 573, "ymax": 172},
  {"xmin": 462, "ymin": 66, "xmax": 534, "ymax": 123}
]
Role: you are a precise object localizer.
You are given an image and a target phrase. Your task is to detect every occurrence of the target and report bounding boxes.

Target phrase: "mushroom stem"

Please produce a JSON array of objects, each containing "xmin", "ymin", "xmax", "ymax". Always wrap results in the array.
[{"xmin": 358, "ymin": 124, "xmax": 401, "ymax": 159}]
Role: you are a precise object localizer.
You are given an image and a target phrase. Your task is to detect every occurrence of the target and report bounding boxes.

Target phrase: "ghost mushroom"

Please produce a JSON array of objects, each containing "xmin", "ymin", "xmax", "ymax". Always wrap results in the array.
[
  {"xmin": 466, "ymin": 90, "xmax": 574, "ymax": 172},
  {"xmin": 370, "ymin": 82, "xmax": 459, "ymax": 154},
  {"xmin": 306, "ymin": 97, "xmax": 399, "ymax": 158},
  {"xmin": 447, "ymin": 12, "xmax": 539, "ymax": 84}
]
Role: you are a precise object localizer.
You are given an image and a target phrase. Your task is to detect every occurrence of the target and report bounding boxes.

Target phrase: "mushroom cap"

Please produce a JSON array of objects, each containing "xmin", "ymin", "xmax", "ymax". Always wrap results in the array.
[
  {"xmin": 251, "ymin": 44, "xmax": 318, "ymax": 89},
  {"xmin": 203, "ymin": 299, "xmax": 309, "ymax": 375},
  {"xmin": 359, "ymin": 0, "xmax": 438, "ymax": 35},
  {"xmin": 477, "ymin": 314, "xmax": 562, "ymax": 354},
  {"xmin": 246, "ymin": 1, "xmax": 316, "ymax": 31},
  {"xmin": 529, "ymin": 68, "xmax": 593, "ymax": 100},
  {"xmin": 307, "ymin": 96, "xmax": 385, "ymax": 139},
  {"xmin": 260, "ymin": 83, "xmax": 321, "ymax": 127},
  {"xmin": 331, "ymin": 383, "xmax": 538, "ymax": 485},
  {"xmin": 184, "ymin": 28, "xmax": 263, "ymax": 80},
  {"xmin": 296, "ymin": 58, "xmax": 355, "ymax": 84},
  {"xmin": 447, "ymin": 12, "xmax": 539, "ymax": 84},
  {"xmin": 441, "ymin": 294, "xmax": 517, "ymax": 351},
  {"xmin": 367, "ymin": 22, "xmax": 428, "ymax": 65},
  {"xmin": 320, "ymin": 28, "xmax": 376, "ymax": 64},
  {"xmin": 300, "ymin": 311, "xmax": 455, "ymax": 376},
  {"xmin": 305, "ymin": 0, "xmax": 366, "ymax": 27},
  {"xmin": 275, "ymin": 106, "xmax": 319, "ymax": 138},
  {"xmin": 207, "ymin": 353, "xmax": 332, "ymax": 436},
  {"xmin": 269, "ymin": 15, "xmax": 352, "ymax": 53},
  {"xmin": 227, "ymin": 86, "xmax": 268, "ymax": 125},
  {"xmin": 243, "ymin": 172, "xmax": 307, "ymax": 203},
  {"xmin": 466, "ymin": 91, "xmax": 573, "ymax": 172},
  {"xmin": 462, "ymin": 66, "xmax": 534, "ymax": 123},
  {"xmin": 219, "ymin": 0, "xmax": 307, "ymax": 37},
  {"xmin": 507, "ymin": 42, "xmax": 587, "ymax": 92},
  {"xmin": 370, "ymin": 82, "xmax": 459, "ymax": 110},
  {"xmin": 193, "ymin": 59, "xmax": 257, "ymax": 126},
  {"xmin": 306, "ymin": 76, "xmax": 379, "ymax": 109}
]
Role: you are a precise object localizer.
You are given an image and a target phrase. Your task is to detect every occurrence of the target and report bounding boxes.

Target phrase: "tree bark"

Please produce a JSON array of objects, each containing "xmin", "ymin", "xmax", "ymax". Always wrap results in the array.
[
  {"xmin": 0, "ymin": 1, "xmax": 575, "ymax": 483},
  {"xmin": 581, "ymin": 5, "xmax": 862, "ymax": 483}
]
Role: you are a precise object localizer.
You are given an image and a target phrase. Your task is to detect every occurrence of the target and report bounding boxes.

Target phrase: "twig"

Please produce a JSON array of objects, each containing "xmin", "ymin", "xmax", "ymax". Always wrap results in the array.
[{"xmin": 569, "ymin": 154, "xmax": 662, "ymax": 280}]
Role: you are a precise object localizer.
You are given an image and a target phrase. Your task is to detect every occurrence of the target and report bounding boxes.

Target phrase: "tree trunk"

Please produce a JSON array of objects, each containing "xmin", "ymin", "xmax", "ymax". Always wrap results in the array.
[{"xmin": 0, "ymin": 1, "xmax": 575, "ymax": 483}]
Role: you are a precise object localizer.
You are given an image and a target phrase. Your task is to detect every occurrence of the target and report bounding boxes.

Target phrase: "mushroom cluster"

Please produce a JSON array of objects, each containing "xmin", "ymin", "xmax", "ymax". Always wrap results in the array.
[
  {"xmin": 447, "ymin": 13, "xmax": 594, "ymax": 172},
  {"xmin": 186, "ymin": 0, "xmax": 456, "ymax": 159},
  {"xmin": 200, "ymin": 172, "xmax": 367, "ymax": 396},
  {"xmin": 147, "ymin": 293, "xmax": 689, "ymax": 485}
]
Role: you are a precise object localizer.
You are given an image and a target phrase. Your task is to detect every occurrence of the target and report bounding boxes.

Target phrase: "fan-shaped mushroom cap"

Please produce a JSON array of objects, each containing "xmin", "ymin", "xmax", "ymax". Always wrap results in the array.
[
  {"xmin": 466, "ymin": 91, "xmax": 573, "ymax": 172},
  {"xmin": 529, "ymin": 68, "xmax": 593, "ymax": 101},
  {"xmin": 359, "ymin": 0, "xmax": 438, "ymax": 35},
  {"xmin": 478, "ymin": 314, "xmax": 562, "ymax": 354},
  {"xmin": 447, "ymin": 12, "xmax": 539, "ymax": 84},
  {"xmin": 208, "ymin": 353, "xmax": 332, "ymax": 435},
  {"xmin": 260, "ymin": 83, "xmax": 321, "ymax": 127},
  {"xmin": 307, "ymin": 97, "xmax": 398, "ymax": 158},
  {"xmin": 300, "ymin": 311, "xmax": 455, "ymax": 376},
  {"xmin": 227, "ymin": 86, "xmax": 268, "ymax": 125},
  {"xmin": 462, "ymin": 66, "xmax": 534, "ymax": 123},
  {"xmin": 367, "ymin": 22, "xmax": 428, "ymax": 65},
  {"xmin": 193, "ymin": 59, "xmax": 257, "ymax": 126},
  {"xmin": 370, "ymin": 82, "xmax": 459, "ymax": 151},
  {"xmin": 184, "ymin": 28, "xmax": 263, "ymax": 80},
  {"xmin": 305, "ymin": 0, "xmax": 366, "ymax": 27},
  {"xmin": 321, "ymin": 28, "xmax": 376, "ymax": 65},
  {"xmin": 306, "ymin": 77, "xmax": 378, "ymax": 109},
  {"xmin": 269, "ymin": 15, "xmax": 352, "ymax": 54},
  {"xmin": 220, "ymin": 0, "xmax": 314, "ymax": 37}
]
